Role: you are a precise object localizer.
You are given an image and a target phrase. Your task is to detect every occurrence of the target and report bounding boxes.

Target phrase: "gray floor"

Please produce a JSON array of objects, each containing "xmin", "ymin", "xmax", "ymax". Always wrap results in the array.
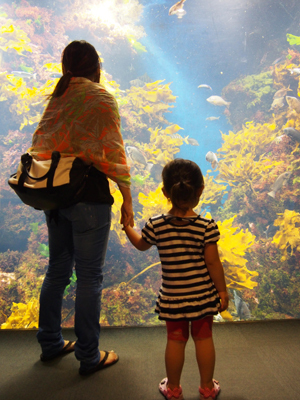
[{"xmin": 0, "ymin": 320, "xmax": 299, "ymax": 400}]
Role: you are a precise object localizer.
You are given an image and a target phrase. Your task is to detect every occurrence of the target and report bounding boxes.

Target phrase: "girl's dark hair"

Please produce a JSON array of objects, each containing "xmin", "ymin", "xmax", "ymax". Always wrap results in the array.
[
  {"xmin": 162, "ymin": 159, "xmax": 204, "ymax": 212},
  {"xmin": 51, "ymin": 40, "xmax": 101, "ymax": 98}
]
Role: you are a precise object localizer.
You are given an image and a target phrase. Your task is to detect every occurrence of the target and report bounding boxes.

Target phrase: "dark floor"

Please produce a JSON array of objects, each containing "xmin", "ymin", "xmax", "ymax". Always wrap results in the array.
[{"xmin": 0, "ymin": 320, "xmax": 300, "ymax": 400}]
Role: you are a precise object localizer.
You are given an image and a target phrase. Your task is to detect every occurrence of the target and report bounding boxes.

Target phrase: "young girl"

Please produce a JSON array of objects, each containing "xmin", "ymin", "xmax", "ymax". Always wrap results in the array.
[{"xmin": 123, "ymin": 159, "xmax": 228, "ymax": 400}]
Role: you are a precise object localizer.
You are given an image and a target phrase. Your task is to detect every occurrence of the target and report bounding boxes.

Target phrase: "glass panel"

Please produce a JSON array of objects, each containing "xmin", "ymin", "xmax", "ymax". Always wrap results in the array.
[{"xmin": 1, "ymin": 0, "xmax": 300, "ymax": 328}]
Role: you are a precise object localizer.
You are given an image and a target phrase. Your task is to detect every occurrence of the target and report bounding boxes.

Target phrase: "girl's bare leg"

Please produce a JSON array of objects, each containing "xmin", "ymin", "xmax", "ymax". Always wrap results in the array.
[
  {"xmin": 193, "ymin": 336, "xmax": 215, "ymax": 390},
  {"xmin": 165, "ymin": 339, "xmax": 187, "ymax": 389}
]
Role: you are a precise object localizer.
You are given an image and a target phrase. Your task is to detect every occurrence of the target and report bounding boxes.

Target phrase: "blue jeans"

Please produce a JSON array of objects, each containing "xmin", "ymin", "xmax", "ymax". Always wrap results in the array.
[{"xmin": 37, "ymin": 202, "xmax": 111, "ymax": 371}]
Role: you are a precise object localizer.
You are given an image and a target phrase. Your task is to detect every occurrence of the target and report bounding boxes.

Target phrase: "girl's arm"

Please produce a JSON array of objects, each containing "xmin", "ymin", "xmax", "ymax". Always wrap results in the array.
[
  {"xmin": 124, "ymin": 225, "xmax": 152, "ymax": 251},
  {"xmin": 204, "ymin": 242, "xmax": 229, "ymax": 312}
]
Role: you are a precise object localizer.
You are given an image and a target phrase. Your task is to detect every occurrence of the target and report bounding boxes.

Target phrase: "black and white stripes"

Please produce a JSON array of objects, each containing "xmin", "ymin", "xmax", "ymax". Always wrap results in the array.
[{"xmin": 142, "ymin": 214, "xmax": 221, "ymax": 320}]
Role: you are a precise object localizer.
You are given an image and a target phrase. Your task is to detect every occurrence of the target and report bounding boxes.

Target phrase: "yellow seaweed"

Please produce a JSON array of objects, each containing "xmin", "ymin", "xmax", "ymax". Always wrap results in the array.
[
  {"xmin": 2, "ymin": 76, "xmax": 55, "ymax": 130},
  {"xmin": 0, "ymin": 23, "xmax": 32, "ymax": 55},
  {"xmin": 220, "ymin": 310, "xmax": 234, "ymax": 320},
  {"xmin": 1, "ymin": 299, "xmax": 39, "ymax": 329},
  {"xmin": 217, "ymin": 122, "xmax": 283, "ymax": 187},
  {"xmin": 272, "ymin": 209, "xmax": 300, "ymax": 261},
  {"xmin": 43, "ymin": 62, "xmax": 62, "ymax": 73},
  {"xmin": 205, "ymin": 214, "xmax": 258, "ymax": 290},
  {"xmin": 143, "ymin": 125, "xmax": 185, "ymax": 166},
  {"xmin": 138, "ymin": 184, "xmax": 169, "ymax": 221},
  {"xmin": 196, "ymin": 174, "xmax": 227, "ymax": 207},
  {"xmin": 111, "ymin": 190, "xmax": 127, "ymax": 245}
]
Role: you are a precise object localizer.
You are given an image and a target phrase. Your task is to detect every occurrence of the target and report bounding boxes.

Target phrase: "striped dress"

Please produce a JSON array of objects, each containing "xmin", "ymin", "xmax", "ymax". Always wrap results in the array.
[{"xmin": 142, "ymin": 214, "xmax": 221, "ymax": 321}]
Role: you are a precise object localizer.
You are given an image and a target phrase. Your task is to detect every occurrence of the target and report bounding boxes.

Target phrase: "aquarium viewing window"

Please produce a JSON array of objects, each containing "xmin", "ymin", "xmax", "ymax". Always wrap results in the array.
[{"xmin": 1, "ymin": 0, "xmax": 300, "ymax": 329}]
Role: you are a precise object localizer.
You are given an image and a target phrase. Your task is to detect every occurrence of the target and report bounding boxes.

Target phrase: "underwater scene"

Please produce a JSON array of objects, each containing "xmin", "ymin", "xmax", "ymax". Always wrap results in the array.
[{"xmin": 1, "ymin": 0, "xmax": 300, "ymax": 329}]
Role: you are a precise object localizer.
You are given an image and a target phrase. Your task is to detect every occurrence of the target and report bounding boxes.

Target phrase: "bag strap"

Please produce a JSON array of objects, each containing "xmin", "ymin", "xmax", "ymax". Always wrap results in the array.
[{"xmin": 19, "ymin": 151, "xmax": 61, "ymax": 189}]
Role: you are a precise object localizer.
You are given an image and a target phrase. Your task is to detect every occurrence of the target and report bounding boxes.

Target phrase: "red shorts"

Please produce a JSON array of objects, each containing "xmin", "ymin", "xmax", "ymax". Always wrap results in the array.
[{"xmin": 166, "ymin": 316, "xmax": 213, "ymax": 342}]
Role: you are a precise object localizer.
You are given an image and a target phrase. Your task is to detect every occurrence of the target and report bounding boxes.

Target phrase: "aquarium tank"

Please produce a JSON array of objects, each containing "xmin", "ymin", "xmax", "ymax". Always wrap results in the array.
[{"xmin": 1, "ymin": 0, "xmax": 300, "ymax": 329}]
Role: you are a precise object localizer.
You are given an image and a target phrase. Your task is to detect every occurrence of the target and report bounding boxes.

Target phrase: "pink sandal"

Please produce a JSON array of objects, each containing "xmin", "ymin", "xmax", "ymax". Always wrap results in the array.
[
  {"xmin": 199, "ymin": 379, "xmax": 220, "ymax": 400},
  {"xmin": 159, "ymin": 377, "xmax": 184, "ymax": 400}
]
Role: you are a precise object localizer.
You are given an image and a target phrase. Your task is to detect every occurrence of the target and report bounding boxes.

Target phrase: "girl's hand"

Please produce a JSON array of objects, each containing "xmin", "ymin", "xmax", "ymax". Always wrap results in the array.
[{"xmin": 218, "ymin": 291, "xmax": 229, "ymax": 312}]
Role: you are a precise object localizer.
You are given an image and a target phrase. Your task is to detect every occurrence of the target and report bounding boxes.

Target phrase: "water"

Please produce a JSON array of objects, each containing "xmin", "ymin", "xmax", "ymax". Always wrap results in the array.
[{"xmin": 1, "ymin": 0, "xmax": 300, "ymax": 328}]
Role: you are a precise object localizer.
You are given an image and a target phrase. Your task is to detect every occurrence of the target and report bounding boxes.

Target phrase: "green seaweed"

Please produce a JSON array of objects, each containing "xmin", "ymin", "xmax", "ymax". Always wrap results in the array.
[
  {"xmin": 64, "ymin": 272, "xmax": 77, "ymax": 296},
  {"xmin": 38, "ymin": 243, "xmax": 49, "ymax": 258},
  {"xmin": 30, "ymin": 223, "xmax": 39, "ymax": 235},
  {"xmin": 286, "ymin": 33, "xmax": 300, "ymax": 46}
]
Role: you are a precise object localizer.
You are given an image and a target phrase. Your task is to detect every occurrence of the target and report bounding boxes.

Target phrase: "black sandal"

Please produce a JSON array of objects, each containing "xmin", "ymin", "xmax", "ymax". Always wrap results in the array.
[
  {"xmin": 40, "ymin": 340, "xmax": 75, "ymax": 362},
  {"xmin": 79, "ymin": 350, "xmax": 119, "ymax": 376}
]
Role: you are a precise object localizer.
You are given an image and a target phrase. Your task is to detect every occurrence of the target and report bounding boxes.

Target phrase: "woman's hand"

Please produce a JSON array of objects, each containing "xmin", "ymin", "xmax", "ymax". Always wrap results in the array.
[
  {"xmin": 121, "ymin": 200, "xmax": 134, "ymax": 227},
  {"xmin": 117, "ymin": 185, "xmax": 134, "ymax": 227}
]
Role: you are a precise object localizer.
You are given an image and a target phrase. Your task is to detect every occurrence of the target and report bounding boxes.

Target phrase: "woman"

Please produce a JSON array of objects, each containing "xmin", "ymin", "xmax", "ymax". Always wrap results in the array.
[{"xmin": 29, "ymin": 40, "xmax": 133, "ymax": 375}]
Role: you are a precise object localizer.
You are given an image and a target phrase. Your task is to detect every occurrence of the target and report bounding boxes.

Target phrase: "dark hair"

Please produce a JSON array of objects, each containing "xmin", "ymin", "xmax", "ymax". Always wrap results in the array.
[
  {"xmin": 162, "ymin": 159, "xmax": 204, "ymax": 212},
  {"xmin": 51, "ymin": 40, "xmax": 101, "ymax": 98}
]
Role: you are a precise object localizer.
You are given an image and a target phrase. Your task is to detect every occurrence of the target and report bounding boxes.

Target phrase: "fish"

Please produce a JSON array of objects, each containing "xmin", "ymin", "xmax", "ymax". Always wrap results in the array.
[
  {"xmin": 126, "ymin": 146, "xmax": 153, "ymax": 171},
  {"xmin": 138, "ymin": 73, "xmax": 153, "ymax": 83},
  {"xmin": 186, "ymin": 138, "xmax": 199, "ymax": 146},
  {"xmin": 206, "ymin": 116, "xmax": 220, "ymax": 121},
  {"xmin": 272, "ymin": 55, "xmax": 286, "ymax": 65},
  {"xmin": 173, "ymin": 8, "xmax": 186, "ymax": 18},
  {"xmin": 233, "ymin": 290, "xmax": 251, "ymax": 320},
  {"xmin": 10, "ymin": 71, "xmax": 37, "ymax": 80},
  {"xmin": 49, "ymin": 73, "xmax": 62, "ymax": 78},
  {"xmin": 205, "ymin": 151, "xmax": 218, "ymax": 169},
  {"xmin": 129, "ymin": 73, "xmax": 153, "ymax": 88},
  {"xmin": 198, "ymin": 84, "xmax": 212, "ymax": 90},
  {"xmin": 169, "ymin": 133, "xmax": 185, "ymax": 140},
  {"xmin": 150, "ymin": 163, "xmax": 163, "ymax": 182},
  {"xmin": 286, "ymin": 96, "xmax": 300, "ymax": 113},
  {"xmin": 168, "ymin": 134, "xmax": 190, "ymax": 145},
  {"xmin": 206, "ymin": 95, "xmax": 231, "ymax": 107},
  {"xmin": 169, "ymin": 0, "xmax": 186, "ymax": 18},
  {"xmin": 129, "ymin": 78, "xmax": 145, "ymax": 87},
  {"xmin": 283, "ymin": 127, "xmax": 300, "ymax": 142},
  {"xmin": 263, "ymin": 224, "xmax": 279, "ymax": 239},
  {"xmin": 289, "ymin": 68, "xmax": 300, "ymax": 75},
  {"xmin": 270, "ymin": 96, "xmax": 285, "ymax": 110},
  {"xmin": 273, "ymin": 86, "xmax": 292, "ymax": 98},
  {"xmin": 267, "ymin": 171, "xmax": 292, "ymax": 198},
  {"xmin": 273, "ymin": 134, "xmax": 286, "ymax": 144}
]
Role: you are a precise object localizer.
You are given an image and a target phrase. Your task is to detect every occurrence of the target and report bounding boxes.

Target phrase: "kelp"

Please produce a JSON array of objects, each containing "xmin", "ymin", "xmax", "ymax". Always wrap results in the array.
[
  {"xmin": 111, "ymin": 190, "xmax": 127, "ymax": 245},
  {"xmin": 1, "ymin": 298, "xmax": 39, "ymax": 329},
  {"xmin": 1, "ymin": 75, "xmax": 54, "ymax": 130},
  {"xmin": 143, "ymin": 124, "xmax": 186, "ymax": 166},
  {"xmin": 137, "ymin": 184, "xmax": 169, "ymax": 222},
  {"xmin": 0, "ymin": 23, "xmax": 32, "ymax": 55},
  {"xmin": 197, "ymin": 174, "xmax": 227, "ymax": 207},
  {"xmin": 217, "ymin": 122, "xmax": 283, "ymax": 187},
  {"xmin": 218, "ymin": 152, "xmax": 282, "ymax": 188},
  {"xmin": 286, "ymin": 33, "xmax": 300, "ymax": 46},
  {"xmin": 214, "ymin": 215, "xmax": 258, "ymax": 290},
  {"xmin": 219, "ymin": 121, "xmax": 278, "ymax": 158},
  {"xmin": 272, "ymin": 209, "xmax": 300, "ymax": 260},
  {"xmin": 120, "ymin": 81, "xmax": 177, "ymax": 140}
]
